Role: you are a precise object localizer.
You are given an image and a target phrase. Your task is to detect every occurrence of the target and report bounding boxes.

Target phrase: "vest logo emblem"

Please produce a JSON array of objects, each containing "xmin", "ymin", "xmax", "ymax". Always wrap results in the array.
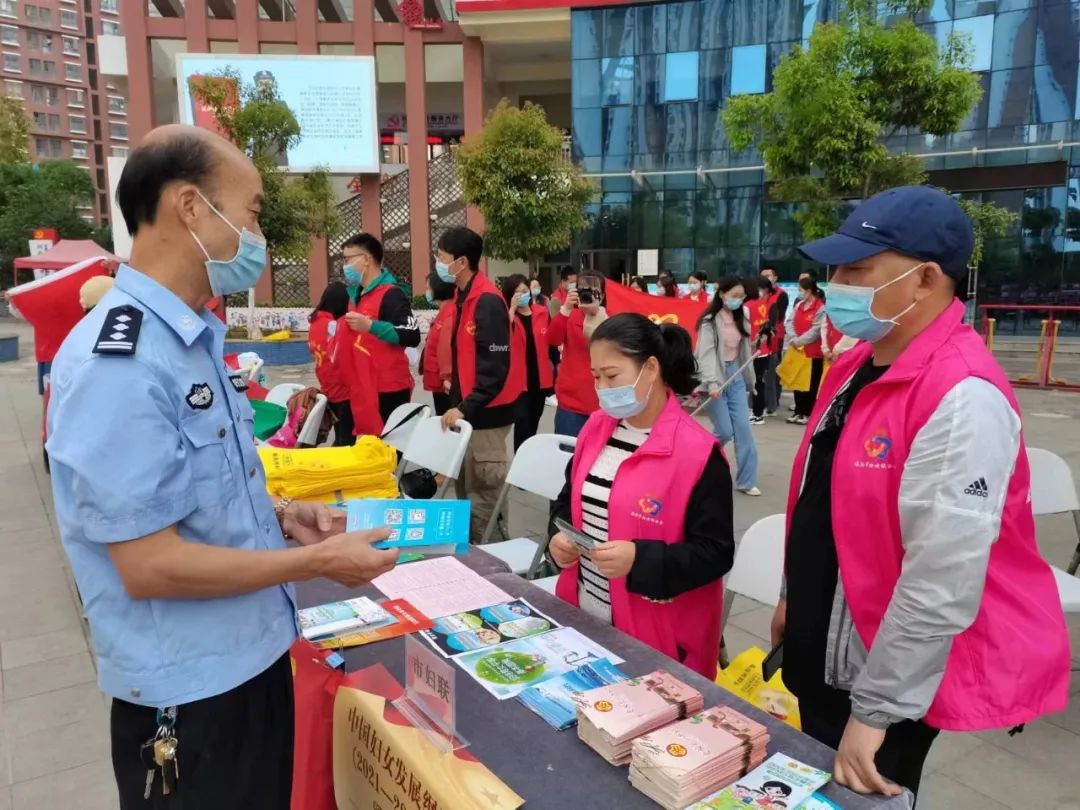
[
  {"xmin": 638, "ymin": 496, "xmax": 662, "ymax": 517},
  {"xmin": 466, "ymin": 321, "xmax": 477, "ymax": 336},
  {"xmin": 864, "ymin": 431, "xmax": 893, "ymax": 460}
]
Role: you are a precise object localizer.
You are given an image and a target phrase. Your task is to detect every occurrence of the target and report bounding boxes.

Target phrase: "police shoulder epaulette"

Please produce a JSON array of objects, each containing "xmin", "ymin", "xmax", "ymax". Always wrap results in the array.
[{"xmin": 92, "ymin": 305, "xmax": 143, "ymax": 356}]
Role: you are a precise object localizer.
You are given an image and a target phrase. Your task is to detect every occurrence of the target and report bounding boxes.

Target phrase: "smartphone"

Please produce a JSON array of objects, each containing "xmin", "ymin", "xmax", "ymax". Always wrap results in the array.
[
  {"xmin": 761, "ymin": 641, "xmax": 784, "ymax": 682},
  {"xmin": 554, "ymin": 517, "xmax": 600, "ymax": 554}
]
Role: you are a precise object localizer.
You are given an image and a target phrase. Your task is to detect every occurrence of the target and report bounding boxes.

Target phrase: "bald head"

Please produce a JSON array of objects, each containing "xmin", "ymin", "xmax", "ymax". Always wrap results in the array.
[{"xmin": 117, "ymin": 124, "xmax": 250, "ymax": 236}]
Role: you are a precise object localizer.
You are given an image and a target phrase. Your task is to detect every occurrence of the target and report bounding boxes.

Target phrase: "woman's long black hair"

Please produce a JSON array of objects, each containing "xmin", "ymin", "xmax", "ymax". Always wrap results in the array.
[
  {"xmin": 698, "ymin": 275, "xmax": 749, "ymax": 338},
  {"xmin": 590, "ymin": 312, "xmax": 699, "ymax": 396},
  {"xmin": 500, "ymin": 273, "xmax": 529, "ymax": 310},
  {"xmin": 659, "ymin": 276, "xmax": 678, "ymax": 297},
  {"xmin": 800, "ymin": 276, "xmax": 825, "ymax": 301},
  {"xmin": 310, "ymin": 280, "xmax": 350, "ymax": 322}
]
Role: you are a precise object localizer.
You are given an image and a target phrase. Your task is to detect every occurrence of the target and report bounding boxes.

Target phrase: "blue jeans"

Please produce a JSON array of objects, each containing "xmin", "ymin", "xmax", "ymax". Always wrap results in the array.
[
  {"xmin": 705, "ymin": 362, "xmax": 759, "ymax": 490},
  {"xmin": 554, "ymin": 407, "xmax": 590, "ymax": 438}
]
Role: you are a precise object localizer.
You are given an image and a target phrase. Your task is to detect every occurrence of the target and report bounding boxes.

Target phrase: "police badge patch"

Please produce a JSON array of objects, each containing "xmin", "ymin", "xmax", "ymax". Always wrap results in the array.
[
  {"xmin": 186, "ymin": 383, "xmax": 214, "ymax": 410},
  {"xmin": 228, "ymin": 374, "xmax": 248, "ymax": 393}
]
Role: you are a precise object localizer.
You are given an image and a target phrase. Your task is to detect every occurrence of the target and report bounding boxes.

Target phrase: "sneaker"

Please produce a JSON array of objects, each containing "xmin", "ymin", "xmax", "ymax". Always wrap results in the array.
[
  {"xmin": 765, "ymin": 409, "xmax": 777, "ymax": 417},
  {"xmin": 738, "ymin": 486, "xmax": 762, "ymax": 497},
  {"xmin": 795, "ymin": 415, "xmax": 809, "ymax": 425},
  {"xmin": 789, "ymin": 403, "xmax": 797, "ymax": 412},
  {"xmin": 749, "ymin": 415, "xmax": 765, "ymax": 425},
  {"xmin": 786, "ymin": 414, "xmax": 801, "ymax": 424}
]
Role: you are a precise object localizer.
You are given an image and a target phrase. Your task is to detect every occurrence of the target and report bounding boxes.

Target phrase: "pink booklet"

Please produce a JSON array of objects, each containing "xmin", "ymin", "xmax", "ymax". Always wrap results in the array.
[
  {"xmin": 632, "ymin": 705, "xmax": 770, "ymax": 779},
  {"xmin": 576, "ymin": 670, "xmax": 704, "ymax": 741}
]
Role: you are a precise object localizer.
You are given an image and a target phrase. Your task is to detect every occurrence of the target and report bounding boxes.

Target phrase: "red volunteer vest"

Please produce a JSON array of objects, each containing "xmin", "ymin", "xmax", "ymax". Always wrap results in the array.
[
  {"xmin": 336, "ymin": 318, "xmax": 382, "ymax": 437},
  {"xmin": 353, "ymin": 283, "xmax": 414, "ymax": 393},
  {"xmin": 793, "ymin": 298, "xmax": 824, "ymax": 358},
  {"xmin": 548, "ymin": 307, "xmax": 599, "ymax": 416},
  {"xmin": 823, "ymin": 317, "xmax": 845, "ymax": 354},
  {"xmin": 307, "ymin": 312, "xmax": 349, "ymax": 401},
  {"xmin": 511, "ymin": 304, "xmax": 554, "ymax": 391},
  {"xmin": 422, "ymin": 302, "xmax": 455, "ymax": 392},
  {"xmin": 454, "ymin": 272, "xmax": 522, "ymax": 408},
  {"xmin": 747, "ymin": 298, "xmax": 774, "ymax": 357}
]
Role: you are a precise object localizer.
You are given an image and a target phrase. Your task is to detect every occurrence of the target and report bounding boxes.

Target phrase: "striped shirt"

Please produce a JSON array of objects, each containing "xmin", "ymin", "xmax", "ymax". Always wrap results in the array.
[{"xmin": 578, "ymin": 421, "xmax": 651, "ymax": 623}]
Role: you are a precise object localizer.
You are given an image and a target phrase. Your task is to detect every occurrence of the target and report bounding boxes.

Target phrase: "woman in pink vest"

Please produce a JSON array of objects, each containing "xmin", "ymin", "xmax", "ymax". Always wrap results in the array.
[
  {"xmin": 773, "ymin": 186, "xmax": 1069, "ymax": 802},
  {"xmin": 546, "ymin": 313, "xmax": 735, "ymax": 680}
]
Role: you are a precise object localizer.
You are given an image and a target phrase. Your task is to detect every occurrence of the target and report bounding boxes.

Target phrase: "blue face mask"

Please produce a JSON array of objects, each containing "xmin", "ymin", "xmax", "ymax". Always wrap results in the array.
[
  {"xmin": 597, "ymin": 367, "xmax": 651, "ymax": 420},
  {"xmin": 435, "ymin": 259, "xmax": 455, "ymax": 284},
  {"xmin": 425, "ymin": 290, "xmax": 435, "ymax": 305},
  {"xmin": 189, "ymin": 191, "xmax": 267, "ymax": 297},
  {"xmin": 343, "ymin": 263, "xmax": 361, "ymax": 287},
  {"xmin": 724, "ymin": 297, "xmax": 744, "ymax": 311},
  {"xmin": 517, "ymin": 290, "xmax": 531, "ymax": 307},
  {"xmin": 824, "ymin": 262, "xmax": 923, "ymax": 343}
]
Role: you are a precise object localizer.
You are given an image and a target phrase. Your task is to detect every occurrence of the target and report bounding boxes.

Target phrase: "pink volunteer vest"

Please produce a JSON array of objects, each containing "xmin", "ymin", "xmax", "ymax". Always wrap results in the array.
[
  {"xmin": 785, "ymin": 299, "xmax": 1069, "ymax": 731},
  {"xmin": 556, "ymin": 394, "xmax": 726, "ymax": 680}
]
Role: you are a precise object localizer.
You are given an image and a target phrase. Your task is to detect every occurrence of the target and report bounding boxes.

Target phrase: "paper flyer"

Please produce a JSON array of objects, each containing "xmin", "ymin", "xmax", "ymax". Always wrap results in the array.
[
  {"xmin": 347, "ymin": 498, "xmax": 470, "ymax": 554},
  {"xmin": 420, "ymin": 599, "xmax": 560, "ymax": 657},
  {"xmin": 454, "ymin": 627, "xmax": 625, "ymax": 700},
  {"xmin": 314, "ymin": 599, "xmax": 434, "ymax": 649},
  {"xmin": 372, "ymin": 556, "xmax": 513, "ymax": 618},
  {"xmin": 687, "ymin": 753, "xmax": 831, "ymax": 810},
  {"xmin": 298, "ymin": 596, "xmax": 393, "ymax": 641},
  {"xmin": 517, "ymin": 658, "xmax": 628, "ymax": 730}
]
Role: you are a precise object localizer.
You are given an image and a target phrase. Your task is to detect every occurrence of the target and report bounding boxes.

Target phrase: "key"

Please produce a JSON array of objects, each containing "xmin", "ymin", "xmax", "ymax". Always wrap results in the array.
[
  {"xmin": 140, "ymin": 737, "xmax": 159, "ymax": 799},
  {"xmin": 143, "ymin": 768, "xmax": 156, "ymax": 800},
  {"xmin": 154, "ymin": 737, "xmax": 179, "ymax": 795}
]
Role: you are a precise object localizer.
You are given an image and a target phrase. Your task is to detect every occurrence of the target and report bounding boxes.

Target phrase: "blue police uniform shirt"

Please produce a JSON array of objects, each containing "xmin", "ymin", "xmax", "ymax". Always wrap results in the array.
[{"xmin": 46, "ymin": 265, "xmax": 297, "ymax": 707}]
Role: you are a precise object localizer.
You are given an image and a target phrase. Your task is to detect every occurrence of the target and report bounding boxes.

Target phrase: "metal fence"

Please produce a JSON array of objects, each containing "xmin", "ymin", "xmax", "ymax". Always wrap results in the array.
[
  {"xmin": 981, "ymin": 304, "xmax": 1080, "ymax": 390},
  {"xmin": 429, "ymin": 150, "xmax": 467, "ymax": 260},
  {"xmin": 379, "ymin": 169, "xmax": 413, "ymax": 287}
]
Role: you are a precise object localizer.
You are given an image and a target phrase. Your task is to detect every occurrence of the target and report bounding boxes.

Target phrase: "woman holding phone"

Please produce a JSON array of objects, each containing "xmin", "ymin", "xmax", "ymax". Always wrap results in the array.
[{"xmin": 547, "ymin": 313, "xmax": 735, "ymax": 679}]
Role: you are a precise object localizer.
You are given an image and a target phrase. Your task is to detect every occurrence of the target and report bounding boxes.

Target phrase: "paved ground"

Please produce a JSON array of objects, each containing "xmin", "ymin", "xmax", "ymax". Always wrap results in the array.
[{"xmin": 1, "ymin": 318, "xmax": 1079, "ymax": 809}]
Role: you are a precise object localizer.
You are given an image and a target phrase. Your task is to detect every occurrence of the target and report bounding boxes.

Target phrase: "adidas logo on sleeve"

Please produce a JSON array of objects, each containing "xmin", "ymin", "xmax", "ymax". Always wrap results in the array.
[{"xmin": 964, "ymin": 477, "xmax": 990, "ymax": 497}]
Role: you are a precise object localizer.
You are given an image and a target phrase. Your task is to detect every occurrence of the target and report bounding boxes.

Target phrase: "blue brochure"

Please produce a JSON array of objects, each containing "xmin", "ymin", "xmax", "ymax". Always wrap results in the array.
[{"xmin": 346, "ymin": 499, "xmax": 470, "ymax": 555}]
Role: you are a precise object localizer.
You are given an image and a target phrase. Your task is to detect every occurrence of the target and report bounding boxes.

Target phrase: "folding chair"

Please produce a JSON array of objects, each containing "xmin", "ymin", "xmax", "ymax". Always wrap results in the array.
[
  {"xmin": 399, "ymin": 416, "xmax": 473, "ymax": 498},
  {"xmin": 533, "ymin": 576, "xmax": 560, "ymax": 595},
  {"xmin": 479, "ymin": 434, "xmax": 577, "ymax": 578},
  {"xmin": 264, "ymin": 382, "xmax": 305, "ymax": 408},
  {"xmin": 380, "ymin": 404, "xmax": 432, "ymax": 470},
  {"xmin": 296, "ymin": 393, "xmax": 328, "ymax": 448},
  {"xmin": 1053, "ymin": 565, "xmax": 1080, "ymax": 612},
  {"xmin": 1027, "ymin": 447, "xmax": 1080, "ymax": 574},
  {"xmin": 720, "ymin": 514, "xmax": 785, "ymax": 635}
]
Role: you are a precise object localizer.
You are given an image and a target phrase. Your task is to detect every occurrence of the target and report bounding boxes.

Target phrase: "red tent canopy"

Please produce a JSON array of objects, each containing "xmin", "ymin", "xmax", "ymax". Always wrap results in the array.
[{"xmin": 14, "ymin": 239, "xmax": 122, "ymax": 270}]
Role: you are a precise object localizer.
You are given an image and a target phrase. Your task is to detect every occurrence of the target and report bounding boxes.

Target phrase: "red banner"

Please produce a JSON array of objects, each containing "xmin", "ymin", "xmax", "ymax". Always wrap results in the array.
[
  {"xmin": 188, "ymin": 74, "xmax": 238, "ymax": 138},
  {"xmin": 605, "ymin": 282, "xmax": 709, "ymax": 347}
]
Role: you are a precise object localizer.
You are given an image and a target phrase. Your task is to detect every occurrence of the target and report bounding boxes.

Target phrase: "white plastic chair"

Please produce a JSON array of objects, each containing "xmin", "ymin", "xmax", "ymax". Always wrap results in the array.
[
  {"xmin": 381, "ymin": 403, "xmax": 431, "ymax": 456},
  {"xmin": 533, "ymin": 575, "xmax": 559, "ymax": 594},
  {"xmin": 264, "ymin": 382, "xmax": 305, "ymax": 408},
  {"xmin": 296, "ymin": 393, "xmax": 328, "ymax": 448},
  {"xmin": 1053, "ymin": 565, "xmax": 1080, "ymax": 612},
  {"xmin": 399, "ymin": 416, "xmax": 473, "ymax": 498},
  {"xmin": 1026, "ymin": 447, "xmax": 1080, "ymax": 574},
  {"xmin": 480, "ymin": 434, "xmax": 578, "ymax": 578},
  {"xmin": 721, "ymin": 514, "xmax": 786, "ymax": 634}
]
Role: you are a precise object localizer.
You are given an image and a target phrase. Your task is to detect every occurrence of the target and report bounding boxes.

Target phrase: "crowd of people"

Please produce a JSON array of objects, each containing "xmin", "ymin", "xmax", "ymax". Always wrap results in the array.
[{"xmin": 39, "ymin": 125, "xmax": 1072, "ymax": 808}]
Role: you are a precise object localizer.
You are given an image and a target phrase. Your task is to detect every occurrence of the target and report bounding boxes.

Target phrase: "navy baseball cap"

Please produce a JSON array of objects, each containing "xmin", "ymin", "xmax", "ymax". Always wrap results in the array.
[{"xmin": 798, "ymin": 185, "xmax": 975, "ymax": 279}]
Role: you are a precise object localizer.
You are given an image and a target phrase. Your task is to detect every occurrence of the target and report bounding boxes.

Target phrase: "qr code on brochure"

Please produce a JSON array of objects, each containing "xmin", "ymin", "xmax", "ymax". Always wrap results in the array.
[
  {"xmin": 388, "ymin": 529, "xmax": 401, "ymax": 542},
  {"xmin": 384, "ymin": 508, "xmax": 404, "ymax": 525},
  {"xmin": 406, "ymin": 528, "xmax": 424, "ymax": 540},
  {"xmin": 408, "ymin": 509, "xmax": 426, "ymax": 524}
]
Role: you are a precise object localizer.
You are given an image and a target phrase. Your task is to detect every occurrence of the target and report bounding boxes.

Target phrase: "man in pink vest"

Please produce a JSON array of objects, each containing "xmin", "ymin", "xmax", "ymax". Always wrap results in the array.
[{"xmin": 772, "ymin": 185, "xmax": 1069, "ymax": 801}]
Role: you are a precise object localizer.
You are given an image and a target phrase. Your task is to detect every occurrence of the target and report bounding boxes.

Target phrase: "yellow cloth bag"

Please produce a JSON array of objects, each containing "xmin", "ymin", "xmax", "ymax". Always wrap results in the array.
[
  {"xmin": 776, "ymin": 346, "xmax": 811, "ymax": 392},
  {"xmin": 714, "ymin": 646, "xmax": 801, "ymax": 730},
  {"xmin": 261, "ymin": 329, "xmax": 292, "ymax": 342},
  {"xmin": 258, "ymin": 435, "xmax": 399, "ymax": 501}
]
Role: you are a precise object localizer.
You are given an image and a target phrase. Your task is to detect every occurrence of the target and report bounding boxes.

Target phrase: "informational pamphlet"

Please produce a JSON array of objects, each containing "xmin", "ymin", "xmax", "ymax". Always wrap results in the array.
[
  {"xmin": 314, "ymin": 599, "xmax": 434, "ymax": 649},
  {"xmin": 298, "ymin": 596, "xmax": 393, "ymax": 641},
  {"xmin": 454, "ymin": 627, "xmax": 624, "ymax": 700},
  {"xmin": 517, "ymin": 658, "xmax": 628, "ymax": 730},
  {"xmin": 420, "ymin": 600, "xmax": 559, "ymax": 657},
  {"xmin": 686, "ymin": 753, "xmax": 831, "ymax": 810},
  {"xmin": 372, "ymin": 556, "xmax": 512, "ymax": 619},
  {"xmin": 347, "ymin": 498, "xmax": 470, "ymax": 555}
]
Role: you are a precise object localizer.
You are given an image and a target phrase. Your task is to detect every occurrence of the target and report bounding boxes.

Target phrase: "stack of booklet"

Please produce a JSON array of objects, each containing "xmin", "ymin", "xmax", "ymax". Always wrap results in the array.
[
  {"xmin": 575, "ymin": 671, "xmax": 704, "ymax": 765},
  {"xmin": 297, "ymin": 596, "xmax": 394, "ymax": 642},
  {"xmin": 628, "ymin": 705, "xmax": 770, "ymax": 810},
  {"xmin": 517, "ymin": 658, "xmax": 628, "ymax": 730}
]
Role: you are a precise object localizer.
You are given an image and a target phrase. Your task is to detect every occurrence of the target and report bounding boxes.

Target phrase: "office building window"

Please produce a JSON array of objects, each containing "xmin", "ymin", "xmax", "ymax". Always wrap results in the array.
[
  {"xmin": 35, "ymin": 137, "xmax": 62, "ymax": 158},
  {"xmin": 72, "ymin": 141, "xmax": 88, "ymax": 159},
  {"xmin": 68, "ymin": 88, "xmax": 84, "ymax": 107},
  {"xmin": 65, "ymin": 63, "xmax": 81, "ymax": 82},
  {"xmin": 31, "ymin": 85, "xmax": 58, "ymax": 105},
  {"xmin": 0, "ymin": 25, "xmax": 16, "ymax": 45},
  {"xmin": 953, "ymin": 14, "xmax": 994, "ymax": 73},
  {"xmin": 101, "ymin": 0, "xmax": 118, "ymax": 12},
  {"xmin": 663, "ymin": 51, "xmax": 700, "ymax": 102},
  {"xmin": 3, "ymin": 53, "xmax": 19, "ymax": 73},
  {"xmin": 102, "ymin": 20, "xmax": 120, "ymax": 35},
  {"xmin": 27, "ymin": 32, "xmax": 53, "ymax": 53},
  {"xmin": 25, "ymin": 5, "xmax": 53, "ymax": 25},
  {"xmin": 0, "ymin": 1, "xmax": 14, "ymax": 19},
  {"xmin": 60, "ymin": 9, "xmax": 79, "ymax": 29},
  {"xmin": 730, "ymin": 44, "xmax": 767, "ymax": 95},
  {"xmin": 69, "ymin": 114, "xmax": 86, "ymax": 134},
  {"xmin": 107, "ymin": 95, "xmax": 126, "ymax": 115},
  {"xmin": 111, "ymin": 146, "xmax": 128, "ymax": 157},
  {"xmin": 62, "ymin": 36, "xmax": 80, "ymax": 56},
  {"xmin": 110, "ymin": 121, "xmax": 128, "ymax": 140},
  {"xmin": 3, "ymin": 78, "xmax": 21, "ymax": 97}
]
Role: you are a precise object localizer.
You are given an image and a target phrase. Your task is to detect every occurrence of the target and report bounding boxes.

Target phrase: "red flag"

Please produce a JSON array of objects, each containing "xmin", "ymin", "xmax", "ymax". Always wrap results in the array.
[
  {"xmin": 6, "ymin": 257, "xmax": 112, "ymax": 362},
  {"xmin": 605, "ymin": 282, "xmax": 709, "ymax": 347}
]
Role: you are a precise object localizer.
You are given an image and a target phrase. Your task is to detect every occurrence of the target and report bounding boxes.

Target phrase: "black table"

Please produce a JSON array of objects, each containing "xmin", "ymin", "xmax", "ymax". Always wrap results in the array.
[{"xmin": 296, "ymin": 550, "xmax": 911, "ymax": 810}]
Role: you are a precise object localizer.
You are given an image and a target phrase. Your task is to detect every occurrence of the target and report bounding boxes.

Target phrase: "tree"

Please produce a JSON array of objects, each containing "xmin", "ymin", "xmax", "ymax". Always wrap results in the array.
[
  {"xmin": 0, "ymin": 96, "xmax": 30, "ymax": 165},
  {"xmin": 0, "ymin": 161, "xmax": 95, "ymax": 287},
  {"xmin": 724, "ymin": 0, "xmax": 983, "ymax": 240},
  {"xmin": 455, "ymin": 100, "xmax": 593, "ymax": 270},
  {"xmin": 189, "ymin": 70, "xmax": 339, "ymax": 264}
]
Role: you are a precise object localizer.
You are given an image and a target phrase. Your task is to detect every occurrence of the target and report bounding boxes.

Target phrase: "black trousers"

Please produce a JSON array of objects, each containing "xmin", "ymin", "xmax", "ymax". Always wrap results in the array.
[
  {"xmin": 378, "ymin": 388, "xmax": 412, "ymax": 425},
  {"xmin": 112, "ymin": 654, "xmax": 293, "ymax": 810},
  {"xmin": 513, "ymin": 388, "xmax": 547, "ymax": 452},
  {"xmin": 431, "ymin": 391, "xmax": 452, "ymax": 416},
  {"xmin": 752, "ymin": 355, "xmax": 772, "ymax": 417},
  {"xmin": 798, "ymin": 688, "xmax": 939, "ymax": 801},
  {"xmin": 793, "ymin": 357, "xmax": 825, "ymax": 417},
  {"xmin": 328, "ymin": 399, "xmax": 354, "ymax": 446}
]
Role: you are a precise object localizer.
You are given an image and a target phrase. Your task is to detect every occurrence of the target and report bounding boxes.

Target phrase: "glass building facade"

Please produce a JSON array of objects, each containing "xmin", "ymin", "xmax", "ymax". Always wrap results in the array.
[{"xmin": 569, "ymin": 0, "xmax": 1080, "ymax": 305}]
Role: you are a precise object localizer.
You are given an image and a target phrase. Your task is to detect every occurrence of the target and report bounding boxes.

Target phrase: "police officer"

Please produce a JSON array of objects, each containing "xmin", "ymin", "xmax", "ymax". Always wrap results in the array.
[{"xmin": 46, "ymin": 124, "xmax": 398, "ymax": 808}]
